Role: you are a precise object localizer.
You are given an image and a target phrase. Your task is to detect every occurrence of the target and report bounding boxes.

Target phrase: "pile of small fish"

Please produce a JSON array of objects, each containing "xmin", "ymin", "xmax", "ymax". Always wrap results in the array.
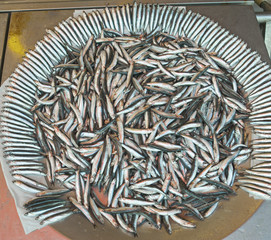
[{"xmin": 0, "ymin": 3, "xmax": 259, "ymax": 236}]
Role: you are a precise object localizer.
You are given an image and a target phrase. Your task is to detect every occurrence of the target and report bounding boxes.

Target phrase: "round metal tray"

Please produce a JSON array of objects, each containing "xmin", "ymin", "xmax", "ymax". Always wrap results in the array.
[{"xmin": 1, "ymin": 3, "xmax": 270, "ymax": 240}]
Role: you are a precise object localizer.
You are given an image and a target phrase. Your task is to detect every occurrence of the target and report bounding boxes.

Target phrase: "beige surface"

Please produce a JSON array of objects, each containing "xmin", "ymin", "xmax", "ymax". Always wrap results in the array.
[
  {"xmin": 0, "ymin": 13, "xmax": 9, "ymax": 75},
  {"xmin": 0, "ymin": 5, "xmax": 268, "ymax": 239},
  {"xmin": 1, "ymin": 10, "xmax": 73, "ymax": 84},
  {"xmin": 0, "ymin": 0, "xmax": 254, "ymax": 12}
]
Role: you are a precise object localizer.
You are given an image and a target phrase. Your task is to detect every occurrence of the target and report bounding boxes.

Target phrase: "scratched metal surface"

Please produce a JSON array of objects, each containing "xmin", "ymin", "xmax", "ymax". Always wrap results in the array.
[
  {"xmin": 1, "ymin": 10, "xmax": 73, "ymax": 84},
  {"xmin": 0, "ymin": 13, "xmax": 9, "ymax": 76},
  {"xmin": 0, "ymin": 5, "xmax": 269, "ymax": 240},
  {"xmin": 0, "ymin": 0, "xmax": 254, "ymax": 12}
]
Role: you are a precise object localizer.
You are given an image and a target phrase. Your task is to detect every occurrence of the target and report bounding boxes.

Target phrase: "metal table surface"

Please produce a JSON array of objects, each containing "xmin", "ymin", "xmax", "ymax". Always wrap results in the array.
[
  {"xmin": 0, "ymin": 13, "xmax": 9, "ymax": 78},
  {"xmin": 0, "ymin": 0, "xmax": 254, "ymax": 12},
  {"xmin": 0, "ymin": 4, "xmax": 271, "ymax": 240}
]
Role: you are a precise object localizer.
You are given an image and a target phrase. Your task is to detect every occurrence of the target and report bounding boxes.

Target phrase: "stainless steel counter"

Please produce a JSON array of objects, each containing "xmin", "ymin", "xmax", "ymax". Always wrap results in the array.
[
  {"xmin": 0, "ymin": 13, "xmax": 9, "ymax": 77},
  {"xmin": 0, "ymin": 0, "xmax": 254, "ymax": 12},
  {"xmin": 1, "ymin": 10, "xmax": 73, "ymax": 83}
]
